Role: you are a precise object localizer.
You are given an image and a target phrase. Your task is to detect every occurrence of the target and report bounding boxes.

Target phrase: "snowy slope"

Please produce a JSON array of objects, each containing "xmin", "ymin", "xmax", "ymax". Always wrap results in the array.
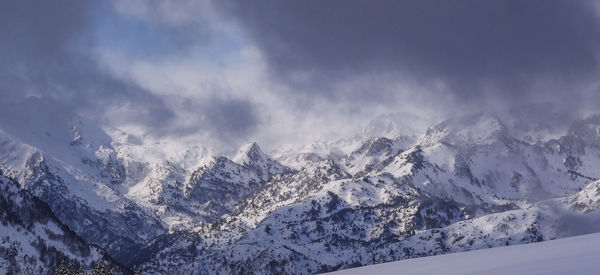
[
  {"xmin": 141, "ymin": 113, "xmax": 600, "ymax": 274},
  {"xmin": 2, "ymin": 100, "xmax": 600, "ymax": 274},
  {"xmin": 332, "ymin": 232, "xmax": 600, "ymax": 275},
  {"xmin": 0, "ymin": 98, "xmax": 170, "ymax": 264},
  {"xmin": 0, "ymin": 98, "xmax": 294, "ymax": 266},
  {"xmin": 142, "ymin": 179, "xmax": 600, "ymax": 274},
  {"xmin": 0, "ymin": 172, "xmax": 122, "ymax": 275}
]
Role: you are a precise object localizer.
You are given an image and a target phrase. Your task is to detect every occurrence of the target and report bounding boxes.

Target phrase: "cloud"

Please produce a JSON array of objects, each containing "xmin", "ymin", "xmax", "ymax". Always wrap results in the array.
[
  {"xmin": 0, "ymin": 0, "xmax": 264, "ymax": 152},
  {"xmin": 202, "ymin": 97, "xmax": 260, "ymax": 141},
  {"xmin": 2, "ymin": 0, "xmax": 600, "ymax": 155},
  {"xmin": 218, "ymin": 0, "xmax": 600, "ymax": 108},
  {"xmin": 112, "ymin": 0, "xmax": 221, "ymax": 27},
  {"xmin": 0, "ymin": 1, "xmax": 176, "ymax": 126}
]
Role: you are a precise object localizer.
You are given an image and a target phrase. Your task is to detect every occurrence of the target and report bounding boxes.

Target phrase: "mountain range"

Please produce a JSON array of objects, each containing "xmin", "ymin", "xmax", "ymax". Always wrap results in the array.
[{"xmin": 1, "ymin": 97, "xmax": 600, "ymax": 274}]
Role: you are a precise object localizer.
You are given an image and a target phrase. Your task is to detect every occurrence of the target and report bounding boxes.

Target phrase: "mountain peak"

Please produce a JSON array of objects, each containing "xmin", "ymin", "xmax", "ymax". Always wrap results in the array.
[
  {"xmin": 232, "ymin": 141, "xmax": 291, "ymax": 181},
  {"xmin": 568, "ymin": 114, "xmax": 600, "ymax": 147},
  {"xmin": 422, "ymin": 113, "xmax": 508, "ymax": 146},
  {"xmin": 363, "ymin": 112, "xmax": 430, "ymax": 139},
  {"xmin": 233, "ymin": 142, "xmax": 266, "ymax": 165}
]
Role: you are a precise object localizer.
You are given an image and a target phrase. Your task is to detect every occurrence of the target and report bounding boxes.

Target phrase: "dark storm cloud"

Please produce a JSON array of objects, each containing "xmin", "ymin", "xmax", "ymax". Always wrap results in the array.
[
  {"xmin": 219, "ymin": 0, "xmax": 600, "ymax": 105},
  {"xmin": 174, "ymin": 94, "xmax": 259, "ymax": 143},
  {"xmin": 204, "ymin": 98, "xmax": 260, "ymax": 141},
  {"xmin": 0, "ymin": 1, "xmax": 260, "ymax": 141},
  {"xmin": 0, "ymin": 1, "xmax": 85, "ymax": 55},
  {"xmin": 0, "ymin": 0, "xmax": 175, "ymax": 127}
]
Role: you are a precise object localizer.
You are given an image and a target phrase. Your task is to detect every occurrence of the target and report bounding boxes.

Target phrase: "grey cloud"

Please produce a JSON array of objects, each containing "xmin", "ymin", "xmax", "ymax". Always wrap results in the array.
[
  {"xmin": 0, "ymin": 1, "xmax": 176, "ymax": 128},
  {"xmin": 0, "ymin": 1, "xmax": 262, "ymax": 150},
  {"xmin": 0, "ymin": 1, "xmax": 87, "ymax": 57},
  {"xmin": 3, "ymin": 0, "xmax": 599, "ymax": 152},
  {"xmin": 218, "ymin": 0, "xmax": 600, "ymax": 107},
  {"xmin": 204, "ymin": 98, "xmax": 259, "ymax": 140},
  {"xmin": 176, "ymin": 95, "xmax": 260, "ymax": 144}
]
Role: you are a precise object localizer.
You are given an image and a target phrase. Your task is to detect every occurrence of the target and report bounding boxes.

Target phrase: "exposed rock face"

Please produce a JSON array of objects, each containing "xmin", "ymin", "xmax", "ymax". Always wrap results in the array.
[
  {"xmin": 3, "ymin": 108, "xmax": 600, "ymax": 274},
  {"xmin": 141, "ymin": 114, "xmax": 600, "ymax": 274},
  {"xmin": 0, "ymin": 171, "xmax": 123, "ymax": 275},
  {"xmin": 14, "ymin": 151, "xmax": 165, "ymax": 266}
]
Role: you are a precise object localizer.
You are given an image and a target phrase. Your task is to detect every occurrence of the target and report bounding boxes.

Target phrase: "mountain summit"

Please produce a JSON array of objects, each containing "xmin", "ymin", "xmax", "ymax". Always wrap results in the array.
[
  {"xmin": 234, "ymin": 142, "xmax": 292, "ymax": 181},
  {"xmin": 1, "ymin": 112, "xmax": 600, "ymax": 274}
]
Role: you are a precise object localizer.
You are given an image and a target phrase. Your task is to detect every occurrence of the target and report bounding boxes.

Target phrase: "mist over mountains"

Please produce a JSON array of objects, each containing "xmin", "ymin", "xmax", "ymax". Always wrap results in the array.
[
  {"xmin": 2, "ymin": 1, "xmax": 600, "ymax": 274},
  {"xmin": 1, "ymin": 101, "xmax": 600, "ymax": 273},
  {"xmin": 2, "ymin": 1, "xmax": 600, "ymax": 154}
]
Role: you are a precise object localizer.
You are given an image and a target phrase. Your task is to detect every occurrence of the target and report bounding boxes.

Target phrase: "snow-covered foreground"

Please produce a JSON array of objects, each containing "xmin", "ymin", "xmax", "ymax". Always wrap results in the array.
[
  {"xmin": 3, "ymin": 105, "xmax": 600, "ymax": 273},
  {"xmin": 333, "ymin": 232, "xmax": 600, "ymax": 275}
]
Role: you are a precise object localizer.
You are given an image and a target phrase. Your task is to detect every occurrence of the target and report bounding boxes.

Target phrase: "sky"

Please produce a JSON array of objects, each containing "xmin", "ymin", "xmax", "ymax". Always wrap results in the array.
[{"xmin": 1, "ymin": 0, "xmax": 600, "ymax": 155}]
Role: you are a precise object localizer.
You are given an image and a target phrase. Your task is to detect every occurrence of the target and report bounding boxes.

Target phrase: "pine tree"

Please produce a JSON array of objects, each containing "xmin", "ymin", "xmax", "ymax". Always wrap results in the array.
[
  {"xmin": 55, "ymin": 261, "xmax": 73, "ymax": 275},
  {"xmin": 90, "ymin": 260, "xmax": 113, "ymax": 275},
  {"xmin": 134, "ymin": 265, "xmax": 144, "ymax": 275},
  {"xmin": 55, "ymin": 259, "xmax": 115, "ymax": 275}
]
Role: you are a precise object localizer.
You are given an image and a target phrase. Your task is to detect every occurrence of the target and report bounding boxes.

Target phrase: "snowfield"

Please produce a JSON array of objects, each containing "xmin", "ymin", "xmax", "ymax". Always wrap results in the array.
[
  {"xmin": 333, "ymin": 232, "xmax": 600, "ymax": 275},
  {"xmin": 2, "ymin": 101, "xmax": 600, "ymax": 273}
]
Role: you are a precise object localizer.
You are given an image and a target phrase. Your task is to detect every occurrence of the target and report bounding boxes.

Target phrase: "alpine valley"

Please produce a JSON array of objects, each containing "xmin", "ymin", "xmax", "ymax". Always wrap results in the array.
[{"xmin": 2, "ymin": 98, "xmax": 600, "ymax": 274}]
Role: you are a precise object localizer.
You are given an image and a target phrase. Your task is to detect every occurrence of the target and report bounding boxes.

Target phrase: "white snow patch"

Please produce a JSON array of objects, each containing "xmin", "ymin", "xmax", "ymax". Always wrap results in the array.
[{"xmin": 333, "ymin": 232, "xmax": 600, "ymax": 275}]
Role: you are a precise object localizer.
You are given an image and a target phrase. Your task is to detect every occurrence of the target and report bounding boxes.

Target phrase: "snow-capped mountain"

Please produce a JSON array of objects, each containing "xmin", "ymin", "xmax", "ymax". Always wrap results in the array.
[
  {"xmin": 140, "ymin": 113, "xmax": 600, "ymax": 274},
  {"xmin": 2, "ymin": 98, "xmax": 600, "ymax": 274},
  {"xmin": 0, "ymin": 98, "xmax": 166, "ymax": 266},
  {"xmin": 125, "ymin": 142, "xmax": 291, "ymax": 230},
  {"xmin": 0, "ymin": 171, "xmax": 123, "ymax": 274}
]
